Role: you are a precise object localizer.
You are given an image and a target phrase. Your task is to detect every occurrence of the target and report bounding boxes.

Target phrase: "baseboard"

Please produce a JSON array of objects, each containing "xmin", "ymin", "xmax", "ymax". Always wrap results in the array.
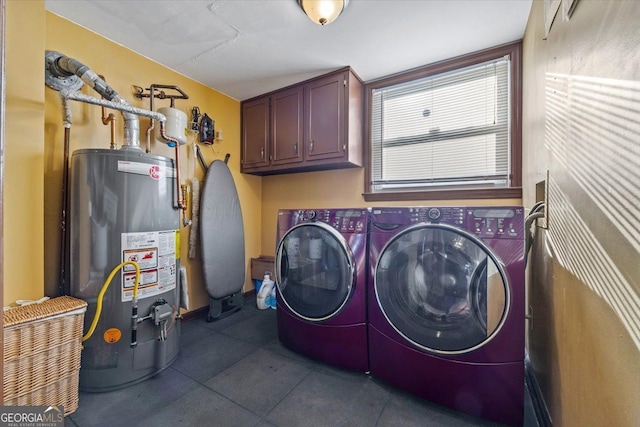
[
  {"xmin": 525, "ymin": 354, "xmax": 553, "ymax": 427},
  {"xmin": 181, "ymin": 291, "xmax": 256, "ymax": 321}
]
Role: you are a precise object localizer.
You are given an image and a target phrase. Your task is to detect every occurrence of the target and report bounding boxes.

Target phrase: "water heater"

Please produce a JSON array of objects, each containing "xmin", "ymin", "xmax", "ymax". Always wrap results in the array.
[{"xmin": 69, "ymin": 148, "xmax": 181, "ymax": 392}]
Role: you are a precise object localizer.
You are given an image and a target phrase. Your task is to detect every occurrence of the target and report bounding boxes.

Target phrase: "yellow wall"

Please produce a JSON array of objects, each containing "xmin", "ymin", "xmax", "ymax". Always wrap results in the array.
[
  {"xmin": 522, "ymin": 1, "xmax": 640, "ymax": 425},
  {"xmin": 38, "ymin": 12, "xmax": 261, "ymax": 311},
  {"xmin": 4, "ymin": 0, "xmax": 45, "ymax": 304},
  {"xmin": 3, "ymin": 2, "xmax": 521, "ymax": 308},
  {"xmin": 261, "ymin": 168, "xmax": 521, "ymax": 255}
]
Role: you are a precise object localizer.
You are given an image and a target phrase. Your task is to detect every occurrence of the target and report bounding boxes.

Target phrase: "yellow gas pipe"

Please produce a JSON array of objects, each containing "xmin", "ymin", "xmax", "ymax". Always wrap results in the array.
[{"xmin": 82, "ymin": 261, "xmax": 140, "ymax": 343}]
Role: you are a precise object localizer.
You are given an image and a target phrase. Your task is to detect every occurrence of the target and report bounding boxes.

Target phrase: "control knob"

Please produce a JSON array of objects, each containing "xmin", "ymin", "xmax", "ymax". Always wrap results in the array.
[{"xmin": 428, "ymin": 208, "xmax": 441, "ymax": 221}]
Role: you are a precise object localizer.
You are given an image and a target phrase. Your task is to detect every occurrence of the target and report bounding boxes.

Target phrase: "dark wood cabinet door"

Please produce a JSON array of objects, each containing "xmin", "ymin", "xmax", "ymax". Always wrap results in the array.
[
  {"xmin": 241, "ymin": 67, "xmax": 362, "ymax": 175},
  {"xmin": 271, "ymin": 86, "xmax": 303, "ymax": 166},
  {"xmin": 305, "ymin": 72, "xmax": 345, "ymax": 162},
  {"xmin": 241, "ymin": 96, "xmax": 270, "ymax": 171}
]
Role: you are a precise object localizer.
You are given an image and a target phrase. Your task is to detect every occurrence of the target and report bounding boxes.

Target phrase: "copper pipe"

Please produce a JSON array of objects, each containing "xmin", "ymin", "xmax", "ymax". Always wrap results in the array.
[
  {"xmin": 135, "ymin": 84, "xmax": 189, "ymax": 102},
  {"xmin": 145, "ymin": 85, "xmax": 155, "ymax": 153},
  {"xmin": 159, "ymin": 122, "xmax": 190, "ymax": 226},
  {"xmin": 98, "ymin": 75, "xmax": 117, "ymax": 149},
  {"xmin": 102, "ymin": 110, "xmax": 116, "ymax": 149},
  {"xmin": 141, "ymin": 84, "xmax": 190, "ymax": 154}
]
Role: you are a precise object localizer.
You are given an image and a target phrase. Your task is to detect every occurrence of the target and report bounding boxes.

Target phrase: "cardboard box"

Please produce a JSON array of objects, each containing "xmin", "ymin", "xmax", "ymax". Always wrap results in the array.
[{"xmin": 251, "ymin": 256, "xmax": 275, "ymax": 280}]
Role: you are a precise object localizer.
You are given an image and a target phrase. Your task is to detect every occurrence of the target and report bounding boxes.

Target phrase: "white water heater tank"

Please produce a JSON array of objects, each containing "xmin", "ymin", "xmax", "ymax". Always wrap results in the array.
[{"xmin": 156, "ymin": 106, "xmax": 187, "ymax": 145}]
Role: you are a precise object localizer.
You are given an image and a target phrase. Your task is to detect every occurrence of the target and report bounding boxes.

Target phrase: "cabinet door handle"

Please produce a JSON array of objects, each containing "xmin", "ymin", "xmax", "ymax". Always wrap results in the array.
[
  {"xmin": 293, "ymin": 143, "xmax": 298, "ymax": 154},
  {"xmin": 260, "ymin": 147, "xmax": 265, "ymax": 159},
  {"xmin": 310, "ymin": 140, "xmax": 314, "ymax": 153}
]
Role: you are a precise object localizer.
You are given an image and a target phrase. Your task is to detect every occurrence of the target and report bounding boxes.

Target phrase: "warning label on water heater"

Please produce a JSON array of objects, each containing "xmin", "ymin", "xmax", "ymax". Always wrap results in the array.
[{"xmin": 121, "ymin": 230, "xmax": 177, "ymax": 302}]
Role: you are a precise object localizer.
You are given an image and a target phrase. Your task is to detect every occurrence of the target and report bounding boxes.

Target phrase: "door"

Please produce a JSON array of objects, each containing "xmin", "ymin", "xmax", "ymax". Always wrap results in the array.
[
  {"xmin": 275, "ymin": 222, "xmax": 355, "ymax": 321},
  {"xmin": 374, "ymin": 223, "xmax": 509, "ymax": 354}
]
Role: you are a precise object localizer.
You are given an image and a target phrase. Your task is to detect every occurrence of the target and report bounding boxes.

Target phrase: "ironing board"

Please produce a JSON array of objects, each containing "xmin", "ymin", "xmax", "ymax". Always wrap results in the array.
[{"xmin": 199, "ymin": 159, "xmax": 245, "ymax": 320}]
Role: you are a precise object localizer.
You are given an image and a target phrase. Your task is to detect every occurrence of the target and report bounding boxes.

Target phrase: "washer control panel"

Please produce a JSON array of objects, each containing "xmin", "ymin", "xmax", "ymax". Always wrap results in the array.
[{"xmin": 285, "ymin": 209, "xmax": 368, "ymax": 234}]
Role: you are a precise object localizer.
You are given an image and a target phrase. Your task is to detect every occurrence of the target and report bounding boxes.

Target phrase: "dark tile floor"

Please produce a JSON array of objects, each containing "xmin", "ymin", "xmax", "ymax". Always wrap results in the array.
[{"xmin": 66, "ymin": 297, "xmax": 538, "ymax": 427}]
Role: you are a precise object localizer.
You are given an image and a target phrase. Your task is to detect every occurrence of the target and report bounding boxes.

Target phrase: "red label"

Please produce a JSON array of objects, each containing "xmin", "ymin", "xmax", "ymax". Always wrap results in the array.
[{"xmin": 149, "ymin": 165, "xmax": 162, "ymax": 180}]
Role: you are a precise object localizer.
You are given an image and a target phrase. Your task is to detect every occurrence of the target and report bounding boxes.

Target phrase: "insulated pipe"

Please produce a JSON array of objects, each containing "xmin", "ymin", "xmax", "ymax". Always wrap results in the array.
[
  {"xmin": 47, "ymin": 51, "xmax": 142, "ymax": 149},
  {"xmin": 59, "ymin": 90, "xmax": 166, "ymax": 123}
]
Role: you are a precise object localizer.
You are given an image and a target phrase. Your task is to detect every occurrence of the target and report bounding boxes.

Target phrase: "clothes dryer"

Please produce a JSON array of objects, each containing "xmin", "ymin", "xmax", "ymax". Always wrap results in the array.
[
  {"xmin": 275, "ymin": 209, "xmax": 368, "ymax": 372},
  {"xmin": 368, "ymin": 206, "xmax": 525, "ymax": 426}
]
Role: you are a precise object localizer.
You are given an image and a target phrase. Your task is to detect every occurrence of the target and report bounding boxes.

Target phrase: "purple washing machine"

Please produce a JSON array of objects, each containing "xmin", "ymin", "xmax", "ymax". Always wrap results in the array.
[
  {"xmin": 275, "ymin": 209, "xmax": 369, "ymax": 372},
  {"xmin": 368, "ymin": 207, "xmax": 525, "ymax": 426}
]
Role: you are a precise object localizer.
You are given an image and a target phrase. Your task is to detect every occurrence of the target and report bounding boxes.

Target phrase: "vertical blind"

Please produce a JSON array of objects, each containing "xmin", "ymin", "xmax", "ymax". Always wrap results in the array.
[{"xmin": 371, "ymin": 56, "xmax": 511, "ymax": 190}]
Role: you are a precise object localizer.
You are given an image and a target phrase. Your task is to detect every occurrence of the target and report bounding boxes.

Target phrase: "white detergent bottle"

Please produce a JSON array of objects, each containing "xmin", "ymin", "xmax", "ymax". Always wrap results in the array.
[{"xmin": 257, "ymin": 272, "xmax": 274, "ymax": 310}]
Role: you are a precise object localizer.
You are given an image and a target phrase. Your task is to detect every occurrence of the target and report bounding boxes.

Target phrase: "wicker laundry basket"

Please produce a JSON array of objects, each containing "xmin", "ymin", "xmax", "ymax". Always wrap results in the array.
[{"xmin": 3, "ymin": 296, "xmax": 87, "ymax": 416}]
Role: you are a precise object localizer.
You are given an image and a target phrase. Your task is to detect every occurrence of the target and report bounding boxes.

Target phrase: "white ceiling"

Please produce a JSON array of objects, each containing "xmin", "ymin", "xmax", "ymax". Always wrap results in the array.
[{"xmin": 45, "ymin": 0, "xmax": 532, "ymax": 101}]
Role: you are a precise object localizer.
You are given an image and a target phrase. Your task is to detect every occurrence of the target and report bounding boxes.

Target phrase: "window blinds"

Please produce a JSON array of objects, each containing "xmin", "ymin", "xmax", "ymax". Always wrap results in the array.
[{"xmin": 371, "ymin": 56, "xmax": 511, "ymax": 190}]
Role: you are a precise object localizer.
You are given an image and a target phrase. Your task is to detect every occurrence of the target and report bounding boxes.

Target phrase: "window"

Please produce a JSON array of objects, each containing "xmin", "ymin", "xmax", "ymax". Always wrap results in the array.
[{"xmin": 364, "ymin": 42, "xmax": 522, "ymax": 201}]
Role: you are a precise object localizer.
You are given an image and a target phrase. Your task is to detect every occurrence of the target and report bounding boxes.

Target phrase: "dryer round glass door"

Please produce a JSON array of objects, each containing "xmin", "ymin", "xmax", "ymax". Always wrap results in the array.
[
  {"xmin": 374, "ymin": 223, "xmax": 510, "ymax": 354},
  {"xmin": 275, "ymin": 222, "xmax": 355, "ymax": 321}
]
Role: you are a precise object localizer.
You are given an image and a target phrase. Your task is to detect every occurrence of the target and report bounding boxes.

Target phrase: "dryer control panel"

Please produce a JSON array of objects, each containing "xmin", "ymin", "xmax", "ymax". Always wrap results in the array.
[
  {"xmin": 370, "ymin": 206, "xmax": 524, "ymax": 240},
  {"xmin": 279, "ymin": 209, "xmax": 368, "ymax": 234},
  {"xmin": 466, "ymin": 207, "xmax": 525, "ymax": 240}
]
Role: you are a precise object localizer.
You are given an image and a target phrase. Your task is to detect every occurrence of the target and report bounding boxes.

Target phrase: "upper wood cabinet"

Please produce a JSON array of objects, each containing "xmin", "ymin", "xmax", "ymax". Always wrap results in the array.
[
  {"xmin": 271, "ymin": 86, "xmax": 304, "ymax": 167},
  {"xmin": 241, "ymin": 96, "xmax": 270, "ymax": 170},
  {"xmin": 241, "ymin": 67, "xmax": 363, "ymax": 175}
]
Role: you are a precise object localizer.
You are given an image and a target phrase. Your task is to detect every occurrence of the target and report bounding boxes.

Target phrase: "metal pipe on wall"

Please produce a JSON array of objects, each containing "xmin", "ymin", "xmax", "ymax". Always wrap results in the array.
[
  {"xmin": 57, "ymin": 90, "xmax": 189, "ymax": 225},
  {"xmin": 58, "ymin": 126, "xmax": 70, "ymax": 296},
  {"xmin": 98, "ymin": 75, "xmax": 117, "ymax": 150},
  {"xmin": 159, "ymin": 122, "xmax": 190, "ymax": 226},
  {"xmin": 59, "ymin": 90, "xmax": 166, "ymax": 123},
  {"xmin": 145, "ymin": 85, "xmax": 155, "ymax": 153},
  {"xmin": 46, "ymin": 51, "xmax": 142, "ymax": 149}
]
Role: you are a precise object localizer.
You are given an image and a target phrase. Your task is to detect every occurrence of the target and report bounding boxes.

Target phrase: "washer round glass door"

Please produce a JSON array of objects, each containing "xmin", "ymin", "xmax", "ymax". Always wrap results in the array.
[
  {"xmin": 276, "ymin": 222, "xmax": 355, "ymax": 321},
  {"xmin": 375, "ymin": 223, "xmax": 510, "ymax": 354}
]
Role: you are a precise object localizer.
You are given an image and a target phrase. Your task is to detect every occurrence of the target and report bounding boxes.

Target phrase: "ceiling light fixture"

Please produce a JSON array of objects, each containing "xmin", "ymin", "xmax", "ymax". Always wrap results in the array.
[{"xmin": 298, "ymin": 0, "xmax": 349, "ymax": 26}]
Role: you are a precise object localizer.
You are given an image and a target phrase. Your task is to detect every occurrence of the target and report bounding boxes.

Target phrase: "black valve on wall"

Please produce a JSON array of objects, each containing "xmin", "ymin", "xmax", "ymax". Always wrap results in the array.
[{"xmin": 199, "ymin": 113, "xmax": 215, "ymax": 144}]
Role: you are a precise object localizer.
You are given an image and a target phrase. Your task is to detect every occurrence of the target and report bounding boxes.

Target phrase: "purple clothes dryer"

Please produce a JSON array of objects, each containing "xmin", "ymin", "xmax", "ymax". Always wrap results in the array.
[
  {"xmin": 275, "ymin": 209, "xmax": 369, "ymax": 372},
  {"xmin": 368, "ymin": 207, "xmax": 526, "ymax": 426}
]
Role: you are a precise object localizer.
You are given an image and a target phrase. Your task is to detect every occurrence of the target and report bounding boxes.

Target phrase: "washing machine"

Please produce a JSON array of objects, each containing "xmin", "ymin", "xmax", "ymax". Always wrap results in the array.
[
  {"xmin": 368, "ymin": 206, "xmax": 525, "ymax": 426},
  {"xmin": 275, "ymin": 208, "xmax": 369, "ymax": 372}
]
